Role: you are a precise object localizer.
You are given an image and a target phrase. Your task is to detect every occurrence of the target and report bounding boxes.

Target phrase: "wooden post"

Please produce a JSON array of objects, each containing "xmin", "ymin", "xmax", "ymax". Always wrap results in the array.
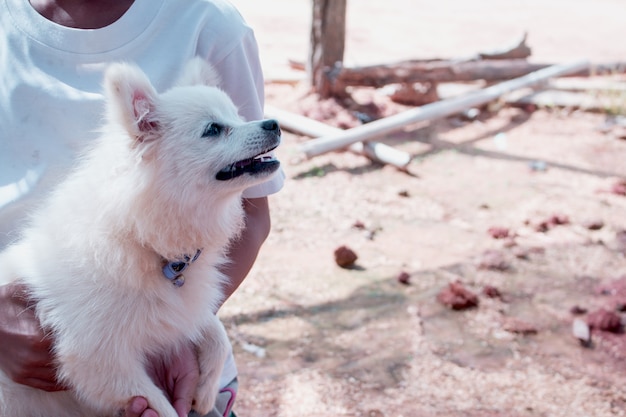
[{"xmin": 309, "ymin": 0, "xmax": 347, "ymax": 98}]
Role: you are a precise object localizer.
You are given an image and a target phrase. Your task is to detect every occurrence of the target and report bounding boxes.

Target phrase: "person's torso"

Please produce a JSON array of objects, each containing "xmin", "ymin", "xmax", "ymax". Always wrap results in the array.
[{"xmin": 0, "ymin": 0, "xmax": 251, "ymax": 247}]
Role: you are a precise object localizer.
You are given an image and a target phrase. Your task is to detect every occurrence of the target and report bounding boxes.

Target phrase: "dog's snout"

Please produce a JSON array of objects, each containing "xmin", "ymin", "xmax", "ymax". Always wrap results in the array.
[{"xmin": 261, "ymin": 119, "xmax": 280, "ymax": 133}]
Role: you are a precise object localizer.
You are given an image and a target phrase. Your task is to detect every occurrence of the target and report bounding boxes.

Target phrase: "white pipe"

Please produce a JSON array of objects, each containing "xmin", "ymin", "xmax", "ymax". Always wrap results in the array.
[{"xmin": 300, "ymin": 60, "xmax": 590, "ymax": 158}]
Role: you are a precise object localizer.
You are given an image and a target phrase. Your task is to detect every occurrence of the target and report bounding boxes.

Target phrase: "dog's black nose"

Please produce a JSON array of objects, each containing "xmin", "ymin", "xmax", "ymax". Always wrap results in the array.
[{"xmin": 261, "ymin": 119, "xmax": 280, "ymax": 132}]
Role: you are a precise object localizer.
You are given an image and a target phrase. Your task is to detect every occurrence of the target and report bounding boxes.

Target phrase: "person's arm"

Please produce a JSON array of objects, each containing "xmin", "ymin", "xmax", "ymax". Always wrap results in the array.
[
  {"xmin": 219, "ymin": 196, "xmax": 271, "ymax": 305},
  {"xmin": 0, "ymin": 282, "xmax": 66, "ymax": 392}
]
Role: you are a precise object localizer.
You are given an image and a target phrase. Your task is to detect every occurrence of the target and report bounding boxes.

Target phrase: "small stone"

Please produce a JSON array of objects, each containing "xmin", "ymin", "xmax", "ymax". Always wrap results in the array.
[
  {"xmin": 334, "ymin": 245, "xmax": 358, "ymax": 268},
  {"xmin": 487, "ymin": 226, "xmax": 510, "ymax": 239},
  {"xmin": 572, "ymin": 318, "xmax": 592, "ymax": 347},
  {"xmin": 352, "ymin": 220, "xmax": 366, "ymax": 229},
  {"xmin": 437, "ymin": 281, "xmax": 479, "ymax": 310},
  {"xmin": 582, "ymin": 219, "xmax": 604, "ymax": 230},
  {"xmin": 502, "ymin": 317, "xmax": 538, "ymax": 335},
  {"xmin": 548, "ymin": 213, "xmax": 570, "ymax": 226},
  {"xmin": 570, "ymin": 305, "xmax": 588, "ymax": 315},
  {"xmin": 482, "ymin": 285, "xmax": 502, "ymax": 298},
  {"xmin": 587, "ymin": 308, "xmax": 622, "ymax": 333},
  {"xmin": 397, "ymin": 271, "xmax": 411, "ymax": 285}
]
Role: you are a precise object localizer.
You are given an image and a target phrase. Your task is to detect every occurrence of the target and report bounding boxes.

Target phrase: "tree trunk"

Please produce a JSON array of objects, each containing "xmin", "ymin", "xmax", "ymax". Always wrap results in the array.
[
  {"xmin": 334, "ymin": 60, "xmax": 551, "ymax": 89},
  {"xmin": 332, "ymin": 60, "xmax": 623, "ymax": 92},
  {"xmin": 308, "ymin": 0, "xmax": 347, "ymax": 98}
]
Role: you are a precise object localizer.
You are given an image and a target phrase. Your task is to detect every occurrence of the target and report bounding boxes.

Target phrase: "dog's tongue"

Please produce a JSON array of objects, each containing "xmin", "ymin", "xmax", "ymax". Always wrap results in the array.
[{"xmin": 235, "ymin": 158, "xmax": 253, "ymax": 168}]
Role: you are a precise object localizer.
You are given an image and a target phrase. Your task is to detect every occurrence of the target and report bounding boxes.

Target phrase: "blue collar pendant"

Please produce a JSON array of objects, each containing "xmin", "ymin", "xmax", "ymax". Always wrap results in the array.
[{"xmin": 162, "ymin": 249, "xmax": 202, "ymax": 287}]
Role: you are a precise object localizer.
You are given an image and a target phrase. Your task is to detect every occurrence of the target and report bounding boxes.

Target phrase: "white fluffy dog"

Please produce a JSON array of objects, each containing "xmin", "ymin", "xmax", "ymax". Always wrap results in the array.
[{"xmin": 0, "ymin": 59, "xmax": 281, "ymax": 417}]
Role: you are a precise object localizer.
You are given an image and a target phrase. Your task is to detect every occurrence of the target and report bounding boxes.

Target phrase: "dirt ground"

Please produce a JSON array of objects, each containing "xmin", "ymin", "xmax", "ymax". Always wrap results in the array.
[{"xmin": 222, "ymin": 1, "xmax": 626, "ymax": 416}]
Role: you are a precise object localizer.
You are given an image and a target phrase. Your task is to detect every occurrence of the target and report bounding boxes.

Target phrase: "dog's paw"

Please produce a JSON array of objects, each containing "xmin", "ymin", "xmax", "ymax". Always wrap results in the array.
[{"xmin": 192, "ymin": 383, "xmax": 219, "ymax": 415}]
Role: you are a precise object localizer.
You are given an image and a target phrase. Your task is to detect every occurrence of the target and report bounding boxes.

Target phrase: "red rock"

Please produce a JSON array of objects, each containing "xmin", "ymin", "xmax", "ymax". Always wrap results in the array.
[
  {"xmin": 483, "ymin": 285, "xmax": 502, "ymax": 298},
  {"xmin": 532, "ymin": 213, "xmax": 570, "ymax": 233},
  {"xmin": 352, "ymin": 220, "xmax": 366, "ymax": 229},
  {"xmin": 582, "ymin": 219, "xmax": 604, "ymax": 230},
  {"xmin": 548, "ymin": 213, "xmax": 570, "ymax": 226},
  {"xmin": 587, "ymin": 308, "xmax": 622, "ymax": 333},
  {"xmin": 488, "ymin": 227, "xmax": 510, "ymax": 239},
  {"xmin": 570, "ymin": 305, "xmax": 588, "ymax": 315},
  {"xmin": 437, "ymin": 281, "xmax": 479, "ymax": 310},
  {"xmin": 397, "ymin": 271, "xmax": 411, "ymax": 285},
  {"xmin": 502, "ymin": 317, "xmax": 538, "ymax": 335},
  {"xmin": 334, "ymin": 245, "xmax": 358, "ymax": 268}
]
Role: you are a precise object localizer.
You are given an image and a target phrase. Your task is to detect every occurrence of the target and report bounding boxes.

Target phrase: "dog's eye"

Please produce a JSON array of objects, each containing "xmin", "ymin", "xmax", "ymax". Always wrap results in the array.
[{"xmin": 202, "ymin": 123, "xmax": 222, "ymax": 138}]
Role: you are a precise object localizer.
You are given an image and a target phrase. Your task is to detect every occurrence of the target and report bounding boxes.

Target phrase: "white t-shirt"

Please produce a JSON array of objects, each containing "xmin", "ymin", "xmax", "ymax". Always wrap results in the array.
[{"xmin": 0, "ymin": 0, "xmax": 283, "ymax": 388}]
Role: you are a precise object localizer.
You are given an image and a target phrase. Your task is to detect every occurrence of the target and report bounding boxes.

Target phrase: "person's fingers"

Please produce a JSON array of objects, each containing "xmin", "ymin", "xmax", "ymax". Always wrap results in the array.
[
  {"xmin": 17, "ymin": 376, "xmax": 66, "ymax": 392},
  {"xmin": 171, "ymin": 370, "xmax": 197, "ymax": 417},
  {"xmin": 9, "ymin": 343, "xmax": 67, "ymax": 390},
  {"xmin": 122, "ymin": 396, "xmax": 160, "ymax": 417},
  {"xmin": 172, "ymin": 394, "xmax": 194, "ymax": 417},
  {"xmin": 12, "ymin": 362, "xmax": 67, "ymax": 391},
  {"xmin": 17, "ymin": 357, "xmax": 56, "ymax": 375},
  {"xmin": 0, "ymin": 282, "xmax": 66, "ymax": 390}
]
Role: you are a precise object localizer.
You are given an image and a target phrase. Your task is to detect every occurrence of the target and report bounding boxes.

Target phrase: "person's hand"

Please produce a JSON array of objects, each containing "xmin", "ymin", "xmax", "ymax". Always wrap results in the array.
[
  {"xmin": 0, "ymin": 281, "xmax": 65, "ymax": 392},
  {"xmin": 121, "ymin": 343, "xmax": 200, "ymax": 417},
  {"xmin": 122, "ymin": 397, "xmax": 159, "ymax": 417}
]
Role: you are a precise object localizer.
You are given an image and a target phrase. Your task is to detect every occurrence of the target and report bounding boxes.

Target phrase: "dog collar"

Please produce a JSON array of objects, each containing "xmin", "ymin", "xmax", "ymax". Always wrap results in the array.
[{"xmin": 162, "ymin": 249, "xmax": 202, "ymax": 287}]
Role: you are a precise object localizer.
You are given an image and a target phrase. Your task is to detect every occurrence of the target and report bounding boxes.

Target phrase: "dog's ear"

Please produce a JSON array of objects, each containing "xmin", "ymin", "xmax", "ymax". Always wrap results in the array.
[
  {"xmin": 175, "ymin": 57, "xmax": 221, "ymax": 87},
  {"xmin": 104, "ymin": 62, "xmax": 160, "ymax": 144}
]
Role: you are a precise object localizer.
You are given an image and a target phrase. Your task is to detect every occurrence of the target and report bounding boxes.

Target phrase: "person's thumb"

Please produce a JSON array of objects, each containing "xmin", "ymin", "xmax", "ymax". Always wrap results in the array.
[{"xmin": 123, "ymin": 396, "xmax": 158, "ymax": 417}]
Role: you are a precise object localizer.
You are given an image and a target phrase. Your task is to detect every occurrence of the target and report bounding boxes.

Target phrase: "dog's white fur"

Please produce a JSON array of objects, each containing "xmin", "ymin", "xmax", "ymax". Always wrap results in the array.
[{"xmin": 0, "ymin": 59, "xmax": 280, "ymax": 417}]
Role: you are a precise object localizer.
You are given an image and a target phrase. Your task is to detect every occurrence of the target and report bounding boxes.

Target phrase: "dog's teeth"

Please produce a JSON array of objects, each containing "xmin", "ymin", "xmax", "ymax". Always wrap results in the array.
[{"xmin": 216, "ymin": 153, "xmax": 278, "ymax": 181}]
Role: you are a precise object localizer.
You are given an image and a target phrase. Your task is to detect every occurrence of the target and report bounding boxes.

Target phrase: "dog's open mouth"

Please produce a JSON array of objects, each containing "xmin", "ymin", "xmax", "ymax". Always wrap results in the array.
[{"xmin": 216, "ymin": 148, "xmax": 280, "ymax": 181}]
